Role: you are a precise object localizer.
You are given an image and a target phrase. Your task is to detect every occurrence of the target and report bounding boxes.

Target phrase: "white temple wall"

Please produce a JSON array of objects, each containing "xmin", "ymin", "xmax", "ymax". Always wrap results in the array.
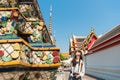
[{"xmin": 85, "ymin": 44, "xmax": 120, "ymax": 80}]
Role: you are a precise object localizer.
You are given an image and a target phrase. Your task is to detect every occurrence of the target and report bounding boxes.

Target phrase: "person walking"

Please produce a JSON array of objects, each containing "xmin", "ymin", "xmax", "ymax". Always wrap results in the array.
[{"xmin": 62, "ymin": 50, "xmax": 85, "ymax": 80}]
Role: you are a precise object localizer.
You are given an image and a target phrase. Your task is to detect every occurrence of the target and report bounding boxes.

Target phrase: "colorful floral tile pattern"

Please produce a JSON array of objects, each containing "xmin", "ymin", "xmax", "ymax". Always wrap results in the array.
[{"xmin": 0, "ymin": 0, "xmax": 60, "ymax": 68}]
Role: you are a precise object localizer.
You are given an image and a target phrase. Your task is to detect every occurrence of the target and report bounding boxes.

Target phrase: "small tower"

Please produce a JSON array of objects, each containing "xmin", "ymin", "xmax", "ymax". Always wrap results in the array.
[
  {"xmin": 48, "ymin": 5, "xmax": 52, "ymax": 35},
  {"xmin": 48, "ymin": 5, "xmax": 56, "ymax": 45},
  {"xmin": 53, "ymin": 31, "xmax": 56, "ymax": 45}
]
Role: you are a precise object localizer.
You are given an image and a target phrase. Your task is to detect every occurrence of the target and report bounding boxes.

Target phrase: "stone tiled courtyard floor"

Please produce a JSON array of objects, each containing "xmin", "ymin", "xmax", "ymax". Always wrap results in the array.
[
  {"xmin": 55, "ymin": 68, "xmax": 104, "ymax": 80},
  {"xmin": 55, "ymin": 72, "xmax": 104, "ymax": 80}
]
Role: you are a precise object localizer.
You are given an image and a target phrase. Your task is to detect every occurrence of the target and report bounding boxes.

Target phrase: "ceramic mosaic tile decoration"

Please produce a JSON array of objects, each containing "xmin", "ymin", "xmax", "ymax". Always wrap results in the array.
[{"xmin": 0, "ymin": 0, "xmax": 60, "ymax": 79}]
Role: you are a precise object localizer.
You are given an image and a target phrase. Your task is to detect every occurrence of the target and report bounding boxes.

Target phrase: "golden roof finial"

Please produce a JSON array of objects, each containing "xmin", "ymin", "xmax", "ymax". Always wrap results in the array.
[{"xmin": 91, "ymin": 27, "xmax": 94, "ymax": 32}]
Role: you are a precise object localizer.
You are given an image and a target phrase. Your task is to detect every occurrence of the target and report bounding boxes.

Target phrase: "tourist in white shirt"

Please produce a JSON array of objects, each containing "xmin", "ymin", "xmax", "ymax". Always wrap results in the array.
[{"xmin": 62, "ymin": 50, "xmax": 85, "ymax": 80}]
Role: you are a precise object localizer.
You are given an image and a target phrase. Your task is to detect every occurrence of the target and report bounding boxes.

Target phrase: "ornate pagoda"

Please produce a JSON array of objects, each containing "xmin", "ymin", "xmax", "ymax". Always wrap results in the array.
[{"xmin": 0, "ymin": 0, "xmax": 60, "ymax": 80}]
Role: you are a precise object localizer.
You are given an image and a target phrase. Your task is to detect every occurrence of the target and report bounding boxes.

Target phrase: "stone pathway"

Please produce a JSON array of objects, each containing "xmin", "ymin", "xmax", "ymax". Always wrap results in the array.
[{"xmin": 55, "ymin": 68, "xmax": 104, "ymax": 80}]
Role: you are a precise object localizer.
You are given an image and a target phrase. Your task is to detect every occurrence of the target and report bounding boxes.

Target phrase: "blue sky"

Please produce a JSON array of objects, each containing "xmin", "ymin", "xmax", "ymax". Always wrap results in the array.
[{"xmin": 38, "ymin": 0, "xmax": 120, "ymax": 52}]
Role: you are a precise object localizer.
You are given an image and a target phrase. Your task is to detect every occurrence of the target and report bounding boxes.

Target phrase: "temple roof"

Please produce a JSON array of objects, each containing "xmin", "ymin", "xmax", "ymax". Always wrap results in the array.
[
  {"xmin": 91, "ymin": 25, "xmax": 120, "ymax": 49},
  {"xmin": 73, "ymin": 35, "xmax": 86, "ymax": 42},
  {"xmin": 69, "ymin": 35, "xmax": 86, "ymax": 54}
]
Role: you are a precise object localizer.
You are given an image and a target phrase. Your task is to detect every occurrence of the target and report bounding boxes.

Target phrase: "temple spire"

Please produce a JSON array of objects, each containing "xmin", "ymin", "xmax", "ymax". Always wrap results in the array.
[
  {"xmin": 91, "ymin": 27, "xmax": 94, "ymax": 32},
  {"xmin": 53, "ymin": 31, "xmax": 56, "ymax": 45},
  {"xmin": 48, "ymin": 4, "xmax": 52, "ymax": 35}
]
